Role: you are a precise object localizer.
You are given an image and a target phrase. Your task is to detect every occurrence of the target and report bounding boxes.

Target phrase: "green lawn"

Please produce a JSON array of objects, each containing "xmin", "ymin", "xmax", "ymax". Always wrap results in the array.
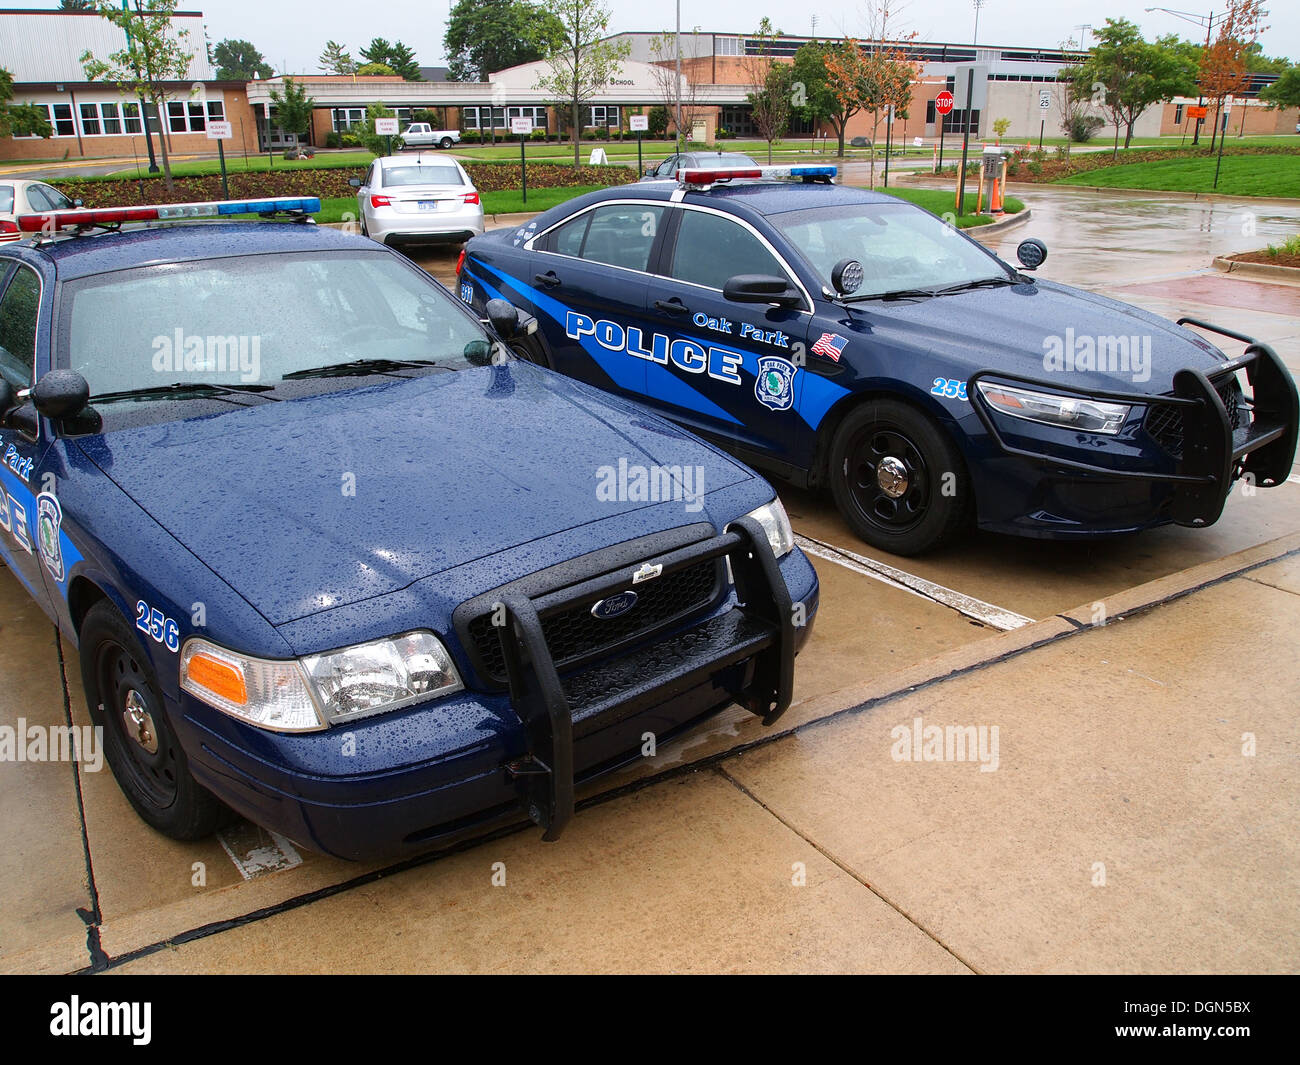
[
  {"xmin": 310, "ymin": 184, "xmax": 605, "ymax": 224},
  {"xmin": 105, "ymin": 151, "xmax": 375, "ymax": 179},
  {"xmin": 880, "ymin": 186, "xmax": 1026, "ymax": 228},
  {"xmin": 1053, "ymin": 153, "xmax": 1300, "ymax": 197}
]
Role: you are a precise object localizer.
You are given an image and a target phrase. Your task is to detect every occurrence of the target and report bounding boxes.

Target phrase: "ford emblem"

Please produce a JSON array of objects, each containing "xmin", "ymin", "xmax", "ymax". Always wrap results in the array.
[{"xmin": 591, "ymin": 591, "xmax": 638, "ymax": 620}]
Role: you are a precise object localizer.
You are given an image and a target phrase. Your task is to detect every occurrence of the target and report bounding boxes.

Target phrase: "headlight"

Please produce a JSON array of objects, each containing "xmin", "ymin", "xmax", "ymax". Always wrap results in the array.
[
  {"xmin": 741, "ymin": 498, "xmax": 795, "ymax": 558},
  {"xmin": 976, "ymin": 381, "xmax": 1130, "ymax": 435},
  {"xmin": 301, "ymin": 632, "xmax": 462, "ymax": 723},
  {"xmin": 180, "ymin": 630, "xmax": 463, "ymax": 731}
]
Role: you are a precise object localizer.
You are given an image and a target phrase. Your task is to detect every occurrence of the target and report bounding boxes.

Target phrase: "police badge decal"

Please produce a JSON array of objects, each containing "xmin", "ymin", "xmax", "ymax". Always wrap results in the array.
[{"xmin": 755, "ymin": 356, "xmax": 797, "ymax": 412}]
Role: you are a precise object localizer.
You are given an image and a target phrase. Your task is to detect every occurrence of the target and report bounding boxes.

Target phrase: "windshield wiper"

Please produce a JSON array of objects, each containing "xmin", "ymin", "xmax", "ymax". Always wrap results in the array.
[
  {"xmin": 844, "ymin": 287, "xmax": 941, "ymax": 302},
  {"xmin": 931, "ymin": 276, "xmax": 1021, "ymax": 295},
  {"xmin": 281, "ymin": 358, "xmax": 447, "ymax": 380},
  {"xmin": 93, "ymin": 382, "xmax": 277, "ymax": 404}
]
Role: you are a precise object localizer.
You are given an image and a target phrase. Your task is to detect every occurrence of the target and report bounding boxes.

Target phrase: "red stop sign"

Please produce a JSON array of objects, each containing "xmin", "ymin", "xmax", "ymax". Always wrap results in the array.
[{"xmin": 935, "ymin": 91, "xmax": 955, "ymax": 116}]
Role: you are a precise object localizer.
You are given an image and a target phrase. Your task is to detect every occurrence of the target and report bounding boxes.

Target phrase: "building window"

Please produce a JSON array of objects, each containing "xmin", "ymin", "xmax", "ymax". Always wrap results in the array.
[
  {"xmin": 507, "ymin": 106, "xmax": 548, "ymax": 131},
  {"xmin": 51, "ymin": 104, "xmax": 75, "ymax": 137},
  {"xmin": 101, "ymin": 102, "xmax": 122, "ymax": 134},
  {"xmin": 79, "ymin": 103, "xmax": 101, "ymax": 136},
  {"xmin": 1174, "ymin": 103, "xmax": 1184, "ymax": 123},
  {"xmin": 719, "ymin": 105, "xmax": 756, "ymax": 137},
  {"xmin": 581, "ymin": 105, "xmax": 620, "ymax": 128},
  {"xmin": 331, "ymin": 107, "xmax": 365, "ymax": 130},
  {"xmin": 166, "ymin": 100, "xmax": 209, "ymax": 133},
  {"xmin": 716, "ymin": 37, "xmax": 742, "ymax": 56}
]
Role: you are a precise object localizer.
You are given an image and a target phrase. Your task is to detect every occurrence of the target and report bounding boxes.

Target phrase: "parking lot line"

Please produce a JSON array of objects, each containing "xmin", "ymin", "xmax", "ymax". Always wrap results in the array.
[{"xmin": 794, "ymin": 533, "xmax": 1035, "ymax": 631}]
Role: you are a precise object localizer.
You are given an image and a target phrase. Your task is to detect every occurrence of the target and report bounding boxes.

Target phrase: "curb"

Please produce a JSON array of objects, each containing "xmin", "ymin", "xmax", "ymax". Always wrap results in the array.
[
  {"xmin": 1211, "ymin": 255, "xmax": 1300, "ymax": 283},
  {"xmin": 967, "ymin": 208, "xmax": 1031, "ymax": 238}
]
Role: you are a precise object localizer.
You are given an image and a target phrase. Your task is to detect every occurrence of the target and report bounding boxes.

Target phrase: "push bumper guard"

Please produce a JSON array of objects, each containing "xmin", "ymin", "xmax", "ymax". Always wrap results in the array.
[
  {"xmin": 492, "ymin": 515, "xmax": 794, "ymax": 841},
  {"xmin": 968, "ymin": 319, "xmax": 1298, "ymax": 528}
]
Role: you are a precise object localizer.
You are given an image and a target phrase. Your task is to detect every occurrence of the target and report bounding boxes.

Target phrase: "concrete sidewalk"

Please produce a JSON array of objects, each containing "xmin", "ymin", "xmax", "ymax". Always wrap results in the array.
[{"xmin": 99, "ymin": 540, "xmax": 1300, "ymax": 974}]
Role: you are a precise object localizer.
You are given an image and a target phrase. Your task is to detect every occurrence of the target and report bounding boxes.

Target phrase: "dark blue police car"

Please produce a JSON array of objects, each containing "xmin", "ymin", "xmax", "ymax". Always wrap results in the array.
[
  {"xmin": 459, "ymin": 164, "xmax": 1298, "ymax": 555},
  {"xmin": 0, "ymin": 196, "xmax": 816, "ymax": 859}
]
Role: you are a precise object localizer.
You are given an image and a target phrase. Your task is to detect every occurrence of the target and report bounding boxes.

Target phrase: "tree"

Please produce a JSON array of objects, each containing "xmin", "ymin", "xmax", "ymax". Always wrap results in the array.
[
  {"xmin": 80, "ymin": 0, "xmax": 199, "ymax": 191},
  {"xmin": 743, "ymin": 21, "xmax": 791, "ymax": 163},
  {"xmin": 648, "ymin": 29, "xmax": 706, "ymax": 149},
  {"xmin": 213, "ymin": 38, "xmax": 273, "ymax": 80},
  {"xmin": 0, "ymin": 68, "xmax": 53, "ymax": 139},
  {"xmin": 357, "ymin": 102, "xmax": 398, "ymax": 156},
  {"xmin": 791, "ymin": 42, "xmax": 852, "ymax": 156},
  {"xmin": 1068, "ymin": 18, "xmax": 1198, "ymax": 154},
  {"xmin": 445, "ymin": 0, "xmax": 566, "ymax": 82},
  {"xmin": 268, "ymin": 76, "xmax": 315, "ymax": 143},
  {"xmin": 1260, "ymin": 65, "xmax": 1300, "ymax": 110},
  {"xmin": 534, "ymin": 0, "xmax": 631, "ymax": 166},
  {"xmin": 1198, "ymin": 0, "xmax": 1268, "ymax": 151},
  {"xmin": 60, "ymin": 0, "xmax": 94, "ymax": 9},
  {"xmin": 360, "ymin": 38, "xmax": 421, "ymax": 81},
  {"xmin": 319, "ymin": 40, "xmax": 356, "ymax": 75},
  {"xmin": 356, "ymin": 62, "xmax": 397, "ymax": 77}
]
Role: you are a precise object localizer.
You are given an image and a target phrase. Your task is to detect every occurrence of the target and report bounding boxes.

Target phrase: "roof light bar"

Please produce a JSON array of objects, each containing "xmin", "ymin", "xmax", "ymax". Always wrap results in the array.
[
  {"xmin": 16, "ymin": 196, "xmax": 322, "ymax": 233},
  {"xmin": 678, "ymin": 164, "xmax": 837, "ymax": 187}
]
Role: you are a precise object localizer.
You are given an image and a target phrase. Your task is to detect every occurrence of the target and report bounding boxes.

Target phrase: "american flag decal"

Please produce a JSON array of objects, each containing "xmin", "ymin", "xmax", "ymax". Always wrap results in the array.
[{"xmin": 811, "ymin": 332, "xmax": 848, "ymax": 361}]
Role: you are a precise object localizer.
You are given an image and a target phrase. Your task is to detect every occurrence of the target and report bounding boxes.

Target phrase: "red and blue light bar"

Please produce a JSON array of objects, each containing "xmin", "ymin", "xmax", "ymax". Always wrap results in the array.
[
  {"xmin": 17, "ymin": 196, "xmax": 322, "ymax": 233},
  {"xmin": 678, "ymin": 164, "xmax": 837, "ymax": 187}
]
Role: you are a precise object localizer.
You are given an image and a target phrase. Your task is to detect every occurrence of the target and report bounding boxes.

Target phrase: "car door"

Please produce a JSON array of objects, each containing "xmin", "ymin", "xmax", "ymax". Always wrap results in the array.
[
  {"xmin": 644, "ymin": 205, "xmax": 812, "ymax": 456},
  {"xmin": 526, "ymin": 200, "xmax": 668, "ymax": 399},
  {"xmin": 356, "ymin": 162, "xmax": 375, "ymax": 228},
  {"xmin": 0, "ymin": 262, "xmax": 54, "ymax": 604}
]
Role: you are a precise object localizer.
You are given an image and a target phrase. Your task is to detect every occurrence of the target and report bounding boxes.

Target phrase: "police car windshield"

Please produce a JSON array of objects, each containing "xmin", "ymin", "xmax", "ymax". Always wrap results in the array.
[
  {"xmin": 383, "ymin": 165, "xmax": 462, "ymax": 186},
  {"xmin": 59, "ymin": 250, "xmax": 489, "ymax": 397},
  {"xmin": 772, "ymin": 202, "xmax": 1012, "ymax": 299}
]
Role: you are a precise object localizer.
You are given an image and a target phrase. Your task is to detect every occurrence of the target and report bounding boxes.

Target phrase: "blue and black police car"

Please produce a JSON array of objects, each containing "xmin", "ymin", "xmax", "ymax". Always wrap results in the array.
[
  {"xmin": 459, "ymin": 164, "xmax": 1298, "ymax": 555},
  {"xmin": 0, "ymin": 196, "xmax": 816, "ymax": 859}
]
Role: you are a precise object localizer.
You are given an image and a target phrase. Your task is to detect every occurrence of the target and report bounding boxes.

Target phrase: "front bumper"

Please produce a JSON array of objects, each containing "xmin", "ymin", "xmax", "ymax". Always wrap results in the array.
[
  {"xmin": 177, "ymin": 521, "xmax": 818, "ymax": 861},
  {"xmin": 968, "ymin": 320, "xmax": 1298, "ymax": 536}
]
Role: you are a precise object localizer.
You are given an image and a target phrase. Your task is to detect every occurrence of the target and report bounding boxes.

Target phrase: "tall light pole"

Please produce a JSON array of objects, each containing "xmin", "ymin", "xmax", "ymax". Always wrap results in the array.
[
  {"xmin": 1074, "ymin": 24, "xmax": 1092, "ymax": 50},
  {"xmin": 972, "ymin": 0, "xmax": 986, "ymax": 48},
  {"xmin": 675, "ymin": 0, "xmax": 683, "ymax": 152},
  {"xmin": 1145, "ymin": 7, "xmax": 1229, "ymax": 146}
]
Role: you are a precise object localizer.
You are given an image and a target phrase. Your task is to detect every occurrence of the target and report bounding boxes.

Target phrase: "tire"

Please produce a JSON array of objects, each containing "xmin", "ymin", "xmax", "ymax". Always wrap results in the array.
[
  {"xmin": 395, "ymin": 138, "xmax": 405, "ymax": 151},
  {"xmin": 828, "ymin": 398, "xmax": 971, "ymax": 556},
  {"xmin": 439, "ymin": 136, "xmax": 453, "ymax": 149},
  {"xmin": 509, "ymin": 337, "xmax": 551, "ymax": 368},
  {"xmin": 79, "ymin": 601, "xmax": 234, "ymax": 840}
]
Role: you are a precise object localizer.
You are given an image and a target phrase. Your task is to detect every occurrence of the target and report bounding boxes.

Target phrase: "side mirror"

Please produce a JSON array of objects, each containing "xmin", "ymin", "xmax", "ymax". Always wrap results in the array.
[
  {"xmin": 831, "ymin": 258, "xmax": 864, "ymax": 296},
  {"xmin": 1016, "ymin": 238, "xmax": 1048, "ymax": 270},
  {"xmin": 348, "ymin": 177, "xmax": 362, "ymax": 188},
  {"xmin": 30, "ymin": 369, "xmax": 90, "ymax": 419},
  {"xmin": 485, "ymin": 298, "xmax": 523, "ymax": 339},
  {"xmin": 722, "ymin": 274, "xmax": 803, "ymax": 308},
  {"xmin": 73, "ymin": 198, "xmax": 84, "ymax": 208}
]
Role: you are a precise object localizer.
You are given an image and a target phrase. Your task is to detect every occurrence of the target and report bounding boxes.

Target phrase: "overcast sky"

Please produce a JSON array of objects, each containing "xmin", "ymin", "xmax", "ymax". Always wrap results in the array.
[{"xmin": 49, "ymin": 1, "xmax": 1300, "ymax": 74}]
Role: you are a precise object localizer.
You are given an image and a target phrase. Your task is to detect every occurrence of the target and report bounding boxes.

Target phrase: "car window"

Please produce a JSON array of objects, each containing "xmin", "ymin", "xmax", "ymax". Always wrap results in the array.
[
  {"xmin": 0, "ymin": 185, "xmax": 13, "ymax": 214},
  {"xmin": 34, "ymin": 184, "xmax": 72, "ymax": 210},
  {"xmin": 59, "ymin": 251, "xmax": 490, "ymax": 396},
  {"xmin": 655, "ymin": 156, "xmax": 677, "ymax": 177},
  {"xmin": 550, "ymin": 204, "xmax": 664, "ymax": 272},
  {"xmin": 772, "ymin": 201, "xmax": 1009, "ymax": 297},
  {"xmin": 382, "ymin": 165, "xmax": 463, "ymax": 187},
  {"xmin": 0, "ymin": 265, "xmax": 39, "ymax": 388},
  {"xmin": 25, "ymin": 185, "xmax": 55, "ymax": 211},
  {"xmin": 669, "ymin": 210, "xmax": 789, "ymax": 291}
]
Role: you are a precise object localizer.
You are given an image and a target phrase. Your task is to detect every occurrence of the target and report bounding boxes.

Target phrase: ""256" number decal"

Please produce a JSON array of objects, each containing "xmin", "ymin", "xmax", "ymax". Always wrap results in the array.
[{"xmin": 136, "ymin": 600, "xmax": 180, "ymax": 653}]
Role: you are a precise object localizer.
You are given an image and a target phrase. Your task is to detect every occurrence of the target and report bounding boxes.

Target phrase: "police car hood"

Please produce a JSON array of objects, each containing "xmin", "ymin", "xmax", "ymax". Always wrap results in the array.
[
  {"xmin": 851, "ymin": 277, "xmax": 1229, "ymax": 392},
  {"xmin": 75, "ymin": 364, "xmax": 750, "ymax": 625}
]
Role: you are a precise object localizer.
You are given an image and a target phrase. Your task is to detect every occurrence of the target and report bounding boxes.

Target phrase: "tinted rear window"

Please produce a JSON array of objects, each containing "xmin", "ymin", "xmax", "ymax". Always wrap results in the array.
[{"xmin": 0, "ymin": 186, "xmax": 13, "ymax": 214}]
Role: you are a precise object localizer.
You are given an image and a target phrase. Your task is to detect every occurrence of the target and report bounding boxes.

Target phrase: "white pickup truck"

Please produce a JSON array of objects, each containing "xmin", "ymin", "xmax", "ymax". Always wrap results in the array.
[{"xmin": 398, "ymin": 123, "xmax": 460, "ymax": 149}]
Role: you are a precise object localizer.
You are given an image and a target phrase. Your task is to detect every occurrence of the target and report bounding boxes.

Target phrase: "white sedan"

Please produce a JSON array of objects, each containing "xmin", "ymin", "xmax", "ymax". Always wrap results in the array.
[
  {"xmin": 351, "ymin": 156, "xmax": 485, "ymax": 247},
  {"xmin": 1, "ymin": 178, "xmax": 79, "ymax": 242}
]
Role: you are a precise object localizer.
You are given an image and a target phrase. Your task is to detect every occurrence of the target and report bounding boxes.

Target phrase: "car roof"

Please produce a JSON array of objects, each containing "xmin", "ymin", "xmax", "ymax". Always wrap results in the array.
[
  {"xmin": 541, "ymin": 179, "xmax": 902, "ymax": 227},
  {"xmin": 15, "ymin": 221, "xmax": 372, "ymax": 280}
]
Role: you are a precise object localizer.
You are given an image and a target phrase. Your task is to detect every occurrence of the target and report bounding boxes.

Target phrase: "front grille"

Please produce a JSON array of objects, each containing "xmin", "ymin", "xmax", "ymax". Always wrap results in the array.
[
  {"xmin": 466, "ymin": 557, "xmax": 723, "ymax": 683},
  {"xmin": 1144, "ymin": 378, "xmax": 1243, "ymax": 459}
]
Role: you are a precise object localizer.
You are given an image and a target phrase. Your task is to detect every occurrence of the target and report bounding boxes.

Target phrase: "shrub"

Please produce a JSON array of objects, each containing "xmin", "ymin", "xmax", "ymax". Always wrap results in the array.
[
  {"xmin": 529, "ymin": 128, "xmax": 548, "ymax": 141},
  {"xmin": 595, "ymin": 127, "xmax": 610, "ymax": 141},
  {"xmin": 648, "ymin": 106, "xmax": 670, "ymax": 138},
  {"xmin": 1068, "ymin": 113, "xmax": 1106, "ymax": 143},
  {"xmin": 324, "ymin": 132, "xmax": 342, "ymax": 149},
  {"xmin": 460, "ymin": 129, "xmax": 482, "ymax": 144},
  {"xmin": 716, "ymin": 127, "xmax": 732, "ymax": 140}
]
